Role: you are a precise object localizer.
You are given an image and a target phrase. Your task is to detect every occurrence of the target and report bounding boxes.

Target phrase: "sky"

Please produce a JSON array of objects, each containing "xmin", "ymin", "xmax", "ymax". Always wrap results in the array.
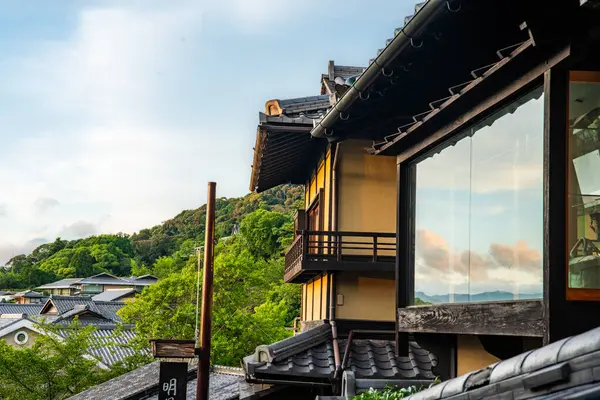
[{"xmin": 0, "ymin": 0, "xmax": 420, "ymax": 265}]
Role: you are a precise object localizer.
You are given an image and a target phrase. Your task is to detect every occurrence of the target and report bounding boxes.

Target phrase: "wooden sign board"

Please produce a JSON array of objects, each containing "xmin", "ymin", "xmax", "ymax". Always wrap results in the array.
[
  {"xmin": 151, "ymin": 339, "xmax": 196, "ymax": 359},
  {"xmin": 158, "ymin": 362, "xmax": 188, "ymax": 400}
]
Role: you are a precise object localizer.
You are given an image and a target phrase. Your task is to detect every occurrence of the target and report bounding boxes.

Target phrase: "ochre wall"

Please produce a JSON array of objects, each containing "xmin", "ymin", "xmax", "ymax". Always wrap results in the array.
[
  {"xmin": 456, "ymin": 335, "xmax": 501, "ymax": 376},
  {"xmin": 301, "ymin": 274, "xmax": 329, "ymax": 321},
  {"xmin": 304, "ymin": 149, "xmax": 332, "ymax": 233},
  {"xmin": 337, "ymin": 140, "xmax": 396, "ymax": 257},
  {"xmin": 335, "ymin": 273, "xmax": 395, "ymax": 321},
  {"xmin": 337, "ymin": 140, "xmax": 397, "ymax": 234}
]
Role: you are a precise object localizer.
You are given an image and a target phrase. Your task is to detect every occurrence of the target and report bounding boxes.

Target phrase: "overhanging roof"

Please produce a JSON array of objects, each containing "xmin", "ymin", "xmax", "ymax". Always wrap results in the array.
[
  {"xmin": 310, "ymin": 0, "xmax": 577, "ymax": 156},
  {"xmin": 249, "ymin": 95, "xmax": 331, "ymax": 193}
]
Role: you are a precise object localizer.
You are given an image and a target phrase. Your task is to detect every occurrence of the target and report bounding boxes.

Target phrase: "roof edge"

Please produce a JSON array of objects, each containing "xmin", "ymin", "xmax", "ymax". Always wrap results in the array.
[{"xmin": 311, "ymin": 0, "xmax": 448, "ymax": 140}]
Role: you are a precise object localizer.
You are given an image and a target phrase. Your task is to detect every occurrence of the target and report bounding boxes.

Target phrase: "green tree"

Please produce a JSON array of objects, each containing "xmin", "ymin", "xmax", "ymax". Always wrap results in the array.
[
  {"xmin": 0, "ymin": 320, "xmax": 119, "ymax": 399},
  {"xmin": 239, "ymin": 209, "xmax": 292, "ymax": 259}
]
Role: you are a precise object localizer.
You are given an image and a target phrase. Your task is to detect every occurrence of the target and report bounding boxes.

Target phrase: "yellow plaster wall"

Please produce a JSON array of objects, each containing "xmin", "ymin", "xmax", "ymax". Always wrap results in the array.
[
  {"xmin": 321, "ymin": 274, "xmax": 329, "ymax": 318},
  {"xmin": 337, "ymin": 141, "xmax": 396, "ymax": 231},
  {"xmin": 457, "ymin": 336, "xmax": 501, "ymax": 376},
  {"xmin": 301, "ymin": 275, "xmax": 329, "ymax": 321},
  {"xmin": 305, "ymin": 282, "xmax": 314, "ymax": 320},
  {"xmin": 335, "ymin": 273, "xmax": 395, "ymax": 321},
  {"xmin": 304, "ymin": 150, "xmax": 332, "ymax": 231}
]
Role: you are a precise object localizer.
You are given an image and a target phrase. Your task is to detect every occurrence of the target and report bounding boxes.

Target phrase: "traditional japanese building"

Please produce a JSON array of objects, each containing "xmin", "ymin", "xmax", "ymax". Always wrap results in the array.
[
  {"xmin": 304, "ymin": 0, "xmax": 600, "ymax": 383},
  {"xmin": 244, "ymin": 60, "xmax": 446, "ymax": 397}
]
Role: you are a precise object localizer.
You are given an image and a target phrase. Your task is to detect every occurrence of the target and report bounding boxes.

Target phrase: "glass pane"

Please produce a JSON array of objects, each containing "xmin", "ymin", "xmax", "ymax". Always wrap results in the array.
[
  {"xmin": 469, "ymin": 93, "xmax": 544, "ymax": 300},
  {"xmin": 414, "ymin": 136, "xmax": 471, "ymax": 304},
  {"xmin": 568, "ymin": 75, "xmax": 600, "ymax": 289},
  {"xmin": 413, "ymin": 88, "xmax": 544, "ymax": 304}
]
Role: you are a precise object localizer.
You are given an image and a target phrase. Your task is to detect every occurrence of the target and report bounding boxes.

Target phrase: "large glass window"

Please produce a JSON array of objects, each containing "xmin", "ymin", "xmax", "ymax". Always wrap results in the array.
[
  {"xmin": 568, "ymin": 72, "xmax": 600, "ymax": 297},
  {"xmin": 413, "ymin": 88, "xmax": 544, "ymax": 304}
]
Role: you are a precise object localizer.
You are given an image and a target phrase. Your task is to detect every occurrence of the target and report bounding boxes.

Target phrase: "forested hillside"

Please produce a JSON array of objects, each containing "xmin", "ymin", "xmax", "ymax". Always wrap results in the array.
[{"xmin": 0, "ymin": 185, "xmax": 303, "ymax": 289}]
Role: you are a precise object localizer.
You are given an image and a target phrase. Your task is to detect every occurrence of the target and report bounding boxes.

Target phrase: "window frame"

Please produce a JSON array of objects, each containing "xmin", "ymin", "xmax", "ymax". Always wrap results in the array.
[
  {"xmin": 566, "ymin": 70, "xmax": 600, "ymax": 301},
  {"xmin": 407, "ymin": 85, "xmax": 545, "ymax": 305}
]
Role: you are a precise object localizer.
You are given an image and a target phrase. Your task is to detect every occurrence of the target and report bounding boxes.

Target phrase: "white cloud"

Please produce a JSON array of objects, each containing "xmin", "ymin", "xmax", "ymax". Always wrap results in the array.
[
  {"xmin": 59, "ymin": 220, "xmax": 99, "ymax": 239},
  {"xmin": 33, "ymin": 197, "xmax": 60, "ymax": 215},
  {"xmin": 0, "ymin": 2, "xmax": 255, "ymax": 261}
]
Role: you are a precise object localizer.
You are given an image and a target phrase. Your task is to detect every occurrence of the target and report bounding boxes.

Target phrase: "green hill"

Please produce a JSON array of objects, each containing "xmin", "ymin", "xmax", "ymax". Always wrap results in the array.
[{"xmin": 0, "ymin": 185, "xmax": 303, "ymax": 289}]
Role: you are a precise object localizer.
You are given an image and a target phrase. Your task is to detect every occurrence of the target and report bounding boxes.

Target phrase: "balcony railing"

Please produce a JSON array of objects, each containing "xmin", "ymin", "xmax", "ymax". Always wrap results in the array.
[{"xmin": 284, "ymin": 230, "xmax": 396, "ymax": 282}]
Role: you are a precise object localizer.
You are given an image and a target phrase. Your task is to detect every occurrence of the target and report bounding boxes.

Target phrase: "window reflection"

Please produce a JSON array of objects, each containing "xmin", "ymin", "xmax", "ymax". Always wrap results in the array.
[
  {"xmin": 413, "ymin": 88, "xmax": 544, "ymax": 304},
  {"xmin": 568, "ymin": 72, "xmax": 600, "ymax": 290}
]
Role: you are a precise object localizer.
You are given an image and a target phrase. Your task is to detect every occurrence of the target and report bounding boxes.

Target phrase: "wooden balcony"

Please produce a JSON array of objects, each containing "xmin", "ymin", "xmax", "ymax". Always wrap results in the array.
[{"xmin": 284, "ymin": 230, "xmax": 396, "ymax": 283}]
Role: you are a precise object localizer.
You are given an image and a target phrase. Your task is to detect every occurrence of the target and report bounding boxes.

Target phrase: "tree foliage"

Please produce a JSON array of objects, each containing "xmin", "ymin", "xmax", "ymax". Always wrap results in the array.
[
  {"xmin": 0, "ymin": 320, "xmax": 146, "ymax": 400},
  {"xmin": 119, "ymin": 208, "xmax": 301, "ymax": 366},
  {"xmin": 0, "ymin": 185, "xmax": 303, "ymax": 289}
]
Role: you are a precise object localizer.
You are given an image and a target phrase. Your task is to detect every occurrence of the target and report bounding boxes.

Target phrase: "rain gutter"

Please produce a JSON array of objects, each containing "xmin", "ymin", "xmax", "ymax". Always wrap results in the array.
[{"xmin": 311, "ymin": 0, "xmax": 451, "ymax": 140}]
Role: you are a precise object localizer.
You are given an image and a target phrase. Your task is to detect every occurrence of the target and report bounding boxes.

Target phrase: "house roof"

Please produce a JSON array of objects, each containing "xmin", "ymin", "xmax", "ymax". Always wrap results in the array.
[
  {"xmin": 13, "ymin": 290, "xmax": 46, "ymax": 298},
  {"xmin": 36, "ymin": 278, "xmax": 82, "ymax": 289},
  {"xmin": 244, "ymin": 324, "xmax": 438, "ymax": 383},
  {"xmin": 92, "ymin": 289, "xmax": 137, "ymax": 302},
  {"xmin": 67, "ymin": 361, "xmax": 243, "ymax": 400},
  {"xmin": 59, "ymin": 324, "xmax": 140, "ymax": 367},
  {"xmin": 39, "ymin": 296, "xmax": 124, "ymax": 323},
  {"xmin": 321, "ymin": 61, "xmax": 366, "ymax": 97},
  {"xmin": 249, "ymin": 95, "xmax": 331, "ymax": 193},
  {"xmin": 0, "ymin": 303, "xmax": 44, "ymax": 315},
  {"xmin": 401, "ymin": 324, "xmax": 600, "ymax": 400},
  {"xmin": 77, "ymin": 272, "xmax": 130, "ymax": 285},
  {"xmin": 309, "ymin": 0, "xmax": 570, "ymax": 155}
]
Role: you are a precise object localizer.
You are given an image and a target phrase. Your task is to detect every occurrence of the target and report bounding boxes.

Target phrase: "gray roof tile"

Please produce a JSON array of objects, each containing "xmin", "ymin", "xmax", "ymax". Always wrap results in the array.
[
  {"xmin": 36, "ymin": 278, "xmax": 82, "ymax": 289},
  {"xmin": 244, "ymin": 325, "xmax": 437, "ymax": 382},
  {"xmin": 67, "ymin": 361, "xmax": 242, "ymax": 400},
  {"xmin": 92, "ymin": 289, "xmax": 137, "ymax": 302},
  {"xmin": 405, "ymin": 325, "xmax": 600, "ymax": 399},
  {"xmin": 0, "ymin": 303, "xmax": 44, "ymax": 315}
]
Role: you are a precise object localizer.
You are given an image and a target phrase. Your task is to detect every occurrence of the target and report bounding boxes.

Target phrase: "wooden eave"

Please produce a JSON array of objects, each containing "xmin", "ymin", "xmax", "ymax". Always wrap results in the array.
[
  {"xmin": 319, "ymin": 0, "xmax": 577, "ymax": 152},
  {"xmin": 249, "ymin": 122, "xmax": 326, "ymax": 193}
]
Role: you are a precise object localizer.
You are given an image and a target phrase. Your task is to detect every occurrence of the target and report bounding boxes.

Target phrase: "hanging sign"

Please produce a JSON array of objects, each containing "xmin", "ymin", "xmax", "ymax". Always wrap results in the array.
[{"xmin": 158, "ymin": 362, "xmax": 188, "ymax": 400}]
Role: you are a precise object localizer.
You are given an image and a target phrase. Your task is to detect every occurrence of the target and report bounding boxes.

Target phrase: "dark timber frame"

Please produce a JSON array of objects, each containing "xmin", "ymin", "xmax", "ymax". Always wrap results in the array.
[{"xmin": 388, "ymin": 2, "xmax": 600, "ymax": 349}]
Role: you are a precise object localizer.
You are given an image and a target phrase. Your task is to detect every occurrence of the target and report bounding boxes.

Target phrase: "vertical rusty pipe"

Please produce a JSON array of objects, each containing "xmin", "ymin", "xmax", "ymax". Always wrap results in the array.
[{"xmin": 197, "ymin": 182, "xmax": 216, "ymax": 400}]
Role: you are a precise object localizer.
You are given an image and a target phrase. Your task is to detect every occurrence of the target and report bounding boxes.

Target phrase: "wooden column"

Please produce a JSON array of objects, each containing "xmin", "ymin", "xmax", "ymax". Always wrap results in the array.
[
  {"xmin": 544, "ymin": 66, "xmax": 569, "ymax": 345},
  {"xmin": 395, "ymin": 159, "xmax": 413, "ymax": 356}
]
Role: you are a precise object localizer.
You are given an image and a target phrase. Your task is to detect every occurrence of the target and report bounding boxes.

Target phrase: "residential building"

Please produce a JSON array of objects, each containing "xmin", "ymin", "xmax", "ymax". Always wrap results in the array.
[
  {"xmin": 243, "ymin": 60, "xmax": 443, "ymax": 397},
  {"xmin": 0, "ymin": 291, "xmax": 14, "ymax": 302},
  {"xmin": 303, "ymin": 0, "xmax": 600, "ymax": 385},
  {"xmin": 0, "ymin": 295, "xmax": 137, "ymax": 367},
  {"xmin": 36, "ymin": 278, "xmax": 82, "ymax": 296},
  {"xmin": 11, "ymin": 290, "xmax": 46, "ymax": 304},
  {"xmin": 35, "ymin": 273, "xmax": 158, "ymax": 296}
]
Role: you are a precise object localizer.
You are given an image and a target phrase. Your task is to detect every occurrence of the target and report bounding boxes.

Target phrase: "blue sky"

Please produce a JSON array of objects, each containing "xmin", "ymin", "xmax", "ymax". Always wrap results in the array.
[{"xmin": 0, "ymin": 0, "xmax": 420, "ymax": 264}]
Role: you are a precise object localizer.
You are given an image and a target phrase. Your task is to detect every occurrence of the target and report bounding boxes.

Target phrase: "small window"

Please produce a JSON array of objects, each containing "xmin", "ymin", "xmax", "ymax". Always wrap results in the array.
[{"xmin": 14, "ymin": 331, "xmax": 29, "ymax": 345}]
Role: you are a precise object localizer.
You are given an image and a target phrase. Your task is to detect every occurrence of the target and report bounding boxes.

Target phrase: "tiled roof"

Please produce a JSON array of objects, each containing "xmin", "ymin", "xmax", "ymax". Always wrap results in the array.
[
  {"xmin": 13, "ymin": 290, "xmax": 45, "ymax": 298},
  {"xmin": 0, "ymin": 303, "xmax": 44, "ymax": 315},
  {"xmin": 67, "ymin": 361, "xmax": 242, "ymax": 400},
  {"xmin": 94, "ymin": 301, "xmax": 125, "ymax": 322},
  {"xmin": 0, "ymin": 317, "xmax": 22, "ymax": 329},
  {"xmin": 68, "ymin": 325, "xmax": 140, "ymax": 366},
  {"xmin": 244, "ymin": 324, "xmax": 438, "ymax": 382},
  {"xmin": 36, "ymin": 278, "xmax": 82, "ymax": 289},
  {"xmin": 404, "ymin": 324, "xmax": 600, "ymax": 400},
  {"xmin": 278, "ymin": 95, "xmax": 331, "ymax": 118},
  {"xmin": 92, "ymin": 289, "xmax": 137, "ymax": 302}
]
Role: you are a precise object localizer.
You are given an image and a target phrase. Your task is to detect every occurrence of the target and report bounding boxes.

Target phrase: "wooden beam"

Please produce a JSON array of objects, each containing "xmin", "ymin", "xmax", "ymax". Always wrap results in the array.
[
  {"xmin": 393, "ymin": 44, "xmax": 570, "ymax": 162},
  {"xmin": 150, "ymin": 339, "xmax": 196, "ymax": 358},
  {"xmin": 397, "ymin": 300, "xmax": 545, "ymax": 337}
]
